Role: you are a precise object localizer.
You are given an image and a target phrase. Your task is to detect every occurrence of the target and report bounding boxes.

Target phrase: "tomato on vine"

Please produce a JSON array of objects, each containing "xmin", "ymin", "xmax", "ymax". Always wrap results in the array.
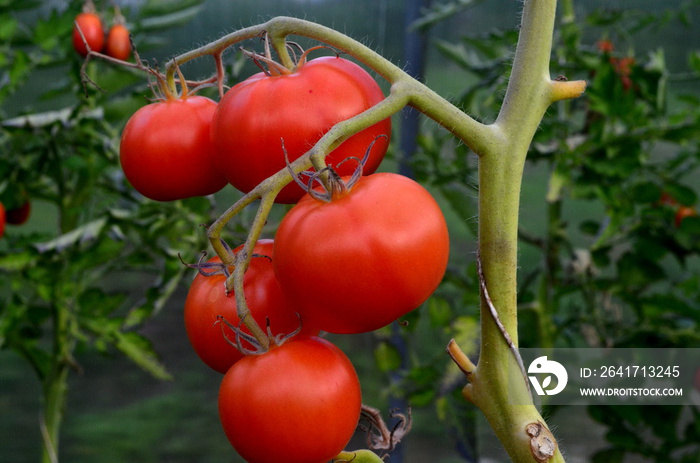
[
  {"xmin": 212, "ymin": 53, "xmax": 391, "ymax": 204},
  {"xmin": 675, "ymin": 206, "xmax": 698, "ymax": 228},
  {"xmin": 273, "ymin": 172, "xmax": 450, "ymax": 334},
  {"xmin": 119, "ymin": 94, "xmax": 227, "ymax": 201},
  {"xmin": 184, "ymin": 240, "xmax": 318, "ymax": 374},
  {"xmin": 72, "ymin": 12, "xmax": 104, "ymax": 57},
  {"xmin": 105, "ymin": 23, "xmax": 131, "ymax": 61},
  {"xmin": 218, "ymin": 336, "xmax": 361, "ymax": 463},
  {"xmin": 6, "ymin": 200, "xmax": 31, "ymax": 225}
]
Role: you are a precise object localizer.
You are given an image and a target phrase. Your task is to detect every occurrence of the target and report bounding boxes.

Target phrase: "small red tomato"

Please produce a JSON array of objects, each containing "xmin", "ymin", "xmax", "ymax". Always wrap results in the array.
[
  {"xmin": 596, "ymin": 40, "xmax": 614, "ymax": 54},
  {"xmin": 6, "ymin": 200, "xmax": 31, "ymax": 225},
  {"xmin": 184, "ymin": 240, "xmax": 318, "ymax": 374},
  {"xmin": 658, "ymin": 192, "xmax": 677, "ymax": 207},
  {"xmin": 119, "ymin": 95, "xmax": 227, "ymax": 201},
  {"xmin": 219, "ymin": 336, "xmax": 361, "ymax": 463},
  {"xmin": 0, "ymin": 202, "xmax": 5, "ymax": 238},
  {"xmin": 675, "ymin": 206, "xmax": 698, "ymax": 228},
  {"xmin": 72, "ymin": 12, "xmax": 105, "ymax": 57},
  {"xmin": 105, "ymin": 23, "xmax": 131, "ymax": 61}
]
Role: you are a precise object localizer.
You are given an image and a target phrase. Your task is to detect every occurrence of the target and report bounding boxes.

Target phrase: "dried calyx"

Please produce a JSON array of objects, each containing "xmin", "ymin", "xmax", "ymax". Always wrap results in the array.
[{"xmin": 285, "ymin": 135, "xmax": 387, "ymax": 202}]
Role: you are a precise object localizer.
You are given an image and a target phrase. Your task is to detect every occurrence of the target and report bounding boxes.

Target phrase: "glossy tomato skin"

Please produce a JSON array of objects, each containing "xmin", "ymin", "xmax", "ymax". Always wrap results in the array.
[
  {"xmin": 72, "ymin": 13, "xmax": 104, "ymax": 56},
  {"xmin": 218, "ymin": 336, "xmax": 361, "ymax": 463},
  {"xmin": 212, "ymin": 56, "xmax": 391, "ymax": 204},
  {"xmin": 274, "ymin": 172, "xmax": 450, "ymax": 334},
  {"xmin": 105, "ymin": 24, "xmax": 131, "ymax": 61},
  {"xmin": 120, "ymin": 96, "xmax": 227, "ymax": 201},
  {"xmin": 184, "ymin": 240, "xmax": 317, "ymax": 374}
]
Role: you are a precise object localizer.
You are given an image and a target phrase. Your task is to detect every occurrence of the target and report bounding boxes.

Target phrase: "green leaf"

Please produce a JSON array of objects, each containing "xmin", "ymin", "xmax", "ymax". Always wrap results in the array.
[
  {"xmin": 665, "ymin": 183, "xmax": 698, "ymax": 207},
  {"xmin": 0, "ymin": 251, "xmax": 36, "ymax": 271},
  {"xmin": 113, "ymin": 331, "xmax": 172, "ymax": 380},
  {"xmin": 138, "ymin": 5, "xmax": 203, "ymax": 31},
  {"xmin": 34, "ymin": 218, "xmax": 107, "ymax": 253},
  {"xmin": 630, "ymin": 182, "xmax": 661, "ymax": 204},
  {"xmin": 592, "ymin": 448, "xmax": 626, "ymax": 463},
  {"xmin": 374, "ymin": 342, "xmax": 402, "ymax": 373},
  {"xmin": 428, "ymin": 297, "xmax": 453, "ymax": 328},
  {"xmin": 410, "ymin": 0, "xmax": 479, "ymax": 31},
  {"xmin": 0, "ymin": 14, "xmax": 17, "ymax": 41},
  {"xmin": 689, "ymin": 50, "xmax": 700, "ymax": 74},
  {"xmin": 616, "ymin": 252, "xmax": 665, "ymax": 288},
  {"xmin": 440, "ymin": 183, "xmax": 478, "ymax": 236}
]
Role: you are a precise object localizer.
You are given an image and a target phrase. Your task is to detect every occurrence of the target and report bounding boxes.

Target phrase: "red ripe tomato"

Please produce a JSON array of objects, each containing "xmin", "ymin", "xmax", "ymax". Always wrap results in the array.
[
  {"xmin": 675, "ymin": 206, "xmax": 698, "ymax": 228},
  {"xmin": 0, "ymin": 202, "xmax": 5, "ymax": 238},
  {"xmin": 184, "ymin": 240, "xmax": 317, "ymax": 374},
  {"xmin": 105, "ymin": 24, "xmax": 131, "ymax": 61},
  {"xmin": 120, "ymin": 95, "xmax": 227, "ymax": 201},
  {"xmin": 72, "ymin": 12, "xmax": 104, "ymax": 57},
  {"xmin": 212, "ymin": 55, "xmax": 391, "ymax": 204},
  {"xmin": 218, "ymin": 336, "xmax": 361, "ymax": 463},
  {"xmin": 274, "ymin": 172, "xmax": 450, "ymax": 334},
  {"xmin": 6, "ymin": 200, "xmax": 30, "ymax": 225}
]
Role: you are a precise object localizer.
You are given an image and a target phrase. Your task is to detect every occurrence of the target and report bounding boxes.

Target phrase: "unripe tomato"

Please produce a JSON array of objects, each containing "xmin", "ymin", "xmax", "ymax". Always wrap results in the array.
[
  {"xmin": 219, "ymin": 336, "xmax": 361, "ymax": 463},
  {"xmin": 274, "ymin": 172, "xmax": 450, "ymax": 334},
  {"xmin": 184, "ymin": 240, "xmax": 318, "ymax": 374},
  {"xmin": 72, "ymin": 12, "xmax": 104, "ymax": 57},
  {"xmin": 105, "ymin": 24, "xmax": 131, "ymax": 61},
  {"xmin": 119, "ymin": 95, "xmax": 227, "ymax": 201},
  {"xmin": 212, "ymin": 55, "xmax": 391, "ymax": 204}
]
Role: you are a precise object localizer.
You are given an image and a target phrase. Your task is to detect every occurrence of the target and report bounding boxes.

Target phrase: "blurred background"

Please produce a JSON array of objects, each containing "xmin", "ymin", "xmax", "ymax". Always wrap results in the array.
[{"xmin": 2, "ymin": 1, "xmax": 700, "ymax": 462}]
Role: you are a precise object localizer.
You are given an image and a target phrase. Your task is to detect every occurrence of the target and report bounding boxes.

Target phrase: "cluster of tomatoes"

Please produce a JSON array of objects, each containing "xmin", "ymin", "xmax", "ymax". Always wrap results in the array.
[
  {"xmin": 0, "ymin": 198, "xmax": 31, "ymax": 240},
  {"xmin": 72, "ymin": 4, "xmax": 131, "ymax": 61},
  {"xmin": 117, "ymin": 48, "xmax": 450, "ymax": 462}
]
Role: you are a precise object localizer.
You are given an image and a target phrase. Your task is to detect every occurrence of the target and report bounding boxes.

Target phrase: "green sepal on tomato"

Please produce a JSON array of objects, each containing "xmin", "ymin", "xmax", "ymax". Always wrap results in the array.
[
  {"xmin": 184, "ymin": 240, "xmax": 318, "ymax": 374},
  {"xmin": 218, "ymin": 336, "xmax": 361, "ymax": 463},
  {"xmin": 211, "ymin": 55, "xmax": 392, "ymax": 204},
  {"xmin": 119, "ymin": 94, "xmax": 227, "ymax": 201},
  {"xmin": 273, "ymin": 172, "xmax": 450, "ymax": 334}
]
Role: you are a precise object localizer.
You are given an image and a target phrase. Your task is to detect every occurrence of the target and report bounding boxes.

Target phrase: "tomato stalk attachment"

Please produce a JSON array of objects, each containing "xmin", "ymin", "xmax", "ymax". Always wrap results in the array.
[{"xmin": 358, "ymin": 404, "xmax": 412, "ymax": 453}]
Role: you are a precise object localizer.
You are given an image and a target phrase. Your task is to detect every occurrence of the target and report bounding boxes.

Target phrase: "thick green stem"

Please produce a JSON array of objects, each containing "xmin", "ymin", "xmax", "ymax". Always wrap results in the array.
[
  {"xmin": 41, "ymin": 365, "xmax": 69, "ymax": 463},
  {"xmin": 41, "ymin": 293, "xmax": 75, "ymax": 463},
  {"xmin": 456, "ymin": 0, "xmax": 584, "ymax": 461}
]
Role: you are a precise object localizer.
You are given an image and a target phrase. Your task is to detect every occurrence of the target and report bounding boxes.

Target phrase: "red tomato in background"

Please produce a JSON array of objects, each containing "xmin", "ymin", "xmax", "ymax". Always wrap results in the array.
[
  {"xmin": 212, "ymin": 56, "xmax": 391, "ymax": 204},
  {"xmin": 274, "ymin": 172, "xmax": 450, "ymax": 334},
  {"xmin": 120, "ymin": 96, "xmax": 227, "ymax": 201},
  {"xmin": 218, "ymin": 336, "xmax": 361, "ymax": 463},
  {"xmin": 105, "ymin": 24, "xmax": 131, "ymax": 61},
  {"xmin": 72, "ymin": 12, "xmax": 104, "ymax": 56},
  {"xmin": 0, "ymin": 202, "xmax": 5, "ymax": 238},
  {"xmin": 675, "ymin": 206, "xmax": 698, "ymax": 228},
  {"xmin": 6, "ymin": 200, "xmax": 31, "ymax": 225},
  {"xmin": 184, "ymin": 240, "xmax": 317, "ymax": 374}
]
